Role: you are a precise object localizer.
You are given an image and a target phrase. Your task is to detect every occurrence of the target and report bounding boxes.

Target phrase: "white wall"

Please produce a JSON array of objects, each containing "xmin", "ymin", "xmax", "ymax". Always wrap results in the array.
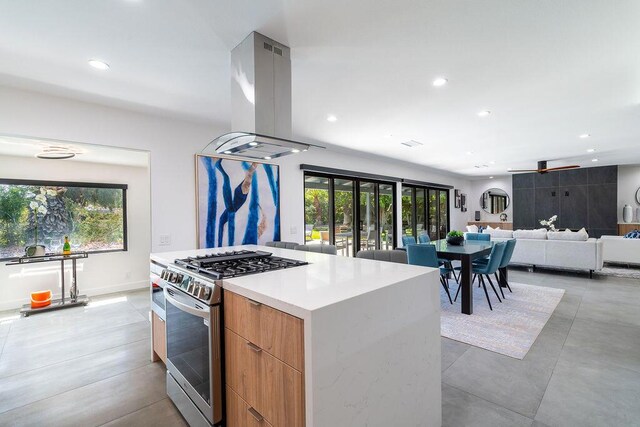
[
  {"xmin": 0, "ymin": 155, "xmax": 150, "ymax": 310},
  {"xmin": 275, "ymin": 147, "xmax": 472, "ymax": 245},
  {"xmin": 618, "ymin": 165, "xmax": 640, "ymax": 223},
  {"xmin": 0, "ymin": 85, "xmax": 225, "ymax": 253},
  {"xmin": 468, "ymin": 176, "xmax": 513, "ymax": 223}
]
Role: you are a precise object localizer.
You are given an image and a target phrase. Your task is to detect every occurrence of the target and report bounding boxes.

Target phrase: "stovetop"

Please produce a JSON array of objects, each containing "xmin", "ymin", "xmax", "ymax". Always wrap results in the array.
[{"xmin": 174, "ymin": 250, "xmax": 308, "ymax": 280}]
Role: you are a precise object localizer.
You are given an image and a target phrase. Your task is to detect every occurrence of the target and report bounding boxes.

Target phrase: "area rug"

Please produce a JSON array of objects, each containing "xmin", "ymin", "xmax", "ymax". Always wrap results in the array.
[
  {"xmin": 440, "ymin": 281, "xmax": 565, "ymax": 359},
  {"xmin": 597, "ymin": 264, "xmax": 640, "ymax": 280}
]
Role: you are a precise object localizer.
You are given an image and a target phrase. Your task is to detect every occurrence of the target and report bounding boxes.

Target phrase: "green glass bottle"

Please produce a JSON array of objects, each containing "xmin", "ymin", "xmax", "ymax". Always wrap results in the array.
[{"xmin": 63, "ymin": 236, "xmax": 71, "ymax": 255}]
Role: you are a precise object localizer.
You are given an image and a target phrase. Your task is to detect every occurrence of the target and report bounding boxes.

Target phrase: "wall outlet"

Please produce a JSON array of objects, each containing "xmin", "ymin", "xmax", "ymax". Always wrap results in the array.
[
  {"xmin": 290, "ymin": 226, "xmax": 297, "ymax": 235},
  {"xmin": 159, "ymin": 234, "xmax": 171, "ymax": 246}
]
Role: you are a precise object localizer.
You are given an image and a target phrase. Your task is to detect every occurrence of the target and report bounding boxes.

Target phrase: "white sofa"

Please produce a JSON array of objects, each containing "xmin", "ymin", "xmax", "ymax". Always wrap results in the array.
[
  {"xmin": 600, "ymin": 235, "xmax": 640, "ymax": 265},
  {"xmin": 489, "ymin": 230, "xmax": 603, "ymax": 276}
]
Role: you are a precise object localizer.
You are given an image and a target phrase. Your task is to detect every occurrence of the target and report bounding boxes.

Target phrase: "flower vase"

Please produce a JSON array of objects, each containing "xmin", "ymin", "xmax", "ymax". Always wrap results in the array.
[
  {"xmin": 623, "ymin": 204, "xmax": 633, "ymax": 223},
  {"xmin": 25, "ymin": 245, "xmax": 46, "ymax": 257}
]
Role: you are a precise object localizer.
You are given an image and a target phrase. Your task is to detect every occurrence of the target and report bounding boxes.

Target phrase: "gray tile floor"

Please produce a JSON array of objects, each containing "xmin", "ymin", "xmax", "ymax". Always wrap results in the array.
[{"xmin": 0, "ymin": 268, "xmax": 638, "ymax": 426}]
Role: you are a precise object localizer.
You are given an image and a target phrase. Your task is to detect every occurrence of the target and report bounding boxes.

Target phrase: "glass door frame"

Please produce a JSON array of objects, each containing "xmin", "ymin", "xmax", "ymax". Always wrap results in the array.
[
  {"xmin": 303, "ymin": 172, "xmax": 398, "ymax": 254},
  {"xmin": 402, "ymin": 184, "xmax": 450, "ymax": 240}
]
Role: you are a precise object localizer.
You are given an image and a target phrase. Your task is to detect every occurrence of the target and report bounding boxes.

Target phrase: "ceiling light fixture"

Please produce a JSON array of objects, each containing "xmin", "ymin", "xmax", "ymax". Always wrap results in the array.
[
  {"xmin": 224, "ymin": 150, "xmax": 232, "ymax": 154},
  {"xmin": 466, "ymin": 151, "xmax": 474, "ymax": 155},
  {"xmin": 88, "ymin": 59, "xmax": 110, "ymax": 70},
  {"xmin": 587, "ymin": 148, "xmax": 595, "ymax": 153},
  {"xmin": 291, "ymin": 148, "xmax": 300, "ymax": 153},
  {"xmin": 36, "ymin": 146, "xmax": 76, "ymax": 160},
  {"xmin": 490, "ymin": 161, "xmax": 496, "ymax": 164},
  {"xmin": 432, "ymin": 77, "xmax": 448, "ymax": 87},
  {"xmin": 591, "ymin": 158, "xmax": 599, "ymax": 162},
  {"xmin": 327, "ymin": 114, "xmax": 337, "ymax": 122},
  {"xmin": 264, "ymin": 156, "xmax": 272, "ymax": 160},
  {"xmin": 477, "ymin": 110, "xmax": 491, "ymax": 117},
  {"xmin": 248, "ymin": 141, "xmax": 258, "ymax": 146},
  {"xmin": 579, "ymin": 133, "xmax": 590, "ymax": 139},
  {"xmin": 489, "ymin": 176, "xmax": 494, "ymax": 179}
]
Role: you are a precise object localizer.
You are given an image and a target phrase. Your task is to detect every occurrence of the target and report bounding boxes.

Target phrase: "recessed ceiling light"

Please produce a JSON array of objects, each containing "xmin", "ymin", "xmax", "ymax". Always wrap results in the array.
[
  {"xmin": 249, "ymin": 142, "xmax": 258, "ymax": 146},
  {"xmin": 490, "ymin": 160, "xmax": 496, "ymax": 164},
  {"xmin": 264, "ymin": 156, "xmax": 272, "ymax": 160},
  {"xmin": 587, "ymin": 148, "xmax": 595, "ymax": 153},
  {"xmin": 224, "ymin": 150, "xmax": 232, "ymax": 154},
  {"xmin": 327, "ymin": 114, "xmax": 337, "ymax": 122},
  {"xmin": 477, "ymin": 110, "xmax": 491, "ymax": 117},
  {"xmin": 579, "ymin": 133, "xmax": 590, "ymax": 139},
  {"xmin": 291, "ymin": 148, "xmax": 300, "ymax": 153},
  {"xmin": 591, "ymin": 158, "xmax": 598, "ymax": 162},
  {"xmin": 88, "ymin": 59, "xmax": 109, "ymax": 70},
  {"xmin": 466, "ymin": 151, "xmax": 474, "ymax": 155},
  {"xmin": 507, "ymin": 167, "xmax": 513, "ymax": 171},
  {"xmin": 489, "ymin": 176, "xmax": 494, "ymax": 179},
  {"xmin": 432, "ymin": 77, "xmax": 448, "ymax": 87}
]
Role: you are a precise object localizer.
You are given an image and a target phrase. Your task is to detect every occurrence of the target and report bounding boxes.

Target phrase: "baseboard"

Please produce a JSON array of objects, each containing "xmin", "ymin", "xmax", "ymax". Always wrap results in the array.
[{"xmin": 0, "ymin": 280, "xmax": 148, "ymax": 312}]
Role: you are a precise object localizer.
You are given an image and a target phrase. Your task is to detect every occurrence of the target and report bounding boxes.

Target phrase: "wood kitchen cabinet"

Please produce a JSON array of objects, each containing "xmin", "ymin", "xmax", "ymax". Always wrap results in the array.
[
  {"xmin": 224, "ymin": 290, "xmax": 305, "ymax": 427},
  {"xmin": 151, "ymin": 311, "xmax": 166, "ymax": 364}
]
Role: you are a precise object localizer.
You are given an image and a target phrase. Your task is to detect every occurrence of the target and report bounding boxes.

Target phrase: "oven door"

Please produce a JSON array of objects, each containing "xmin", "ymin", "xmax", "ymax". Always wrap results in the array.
[{"xmin": 164, "ymin": 286, "xmax": 222, "ymax": 425}]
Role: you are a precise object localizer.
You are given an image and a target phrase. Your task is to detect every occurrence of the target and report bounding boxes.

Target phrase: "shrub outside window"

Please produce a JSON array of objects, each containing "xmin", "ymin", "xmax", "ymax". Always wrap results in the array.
[{"xmin": 0, "ymin": 179, "xmax": 127, "ymax": 260}]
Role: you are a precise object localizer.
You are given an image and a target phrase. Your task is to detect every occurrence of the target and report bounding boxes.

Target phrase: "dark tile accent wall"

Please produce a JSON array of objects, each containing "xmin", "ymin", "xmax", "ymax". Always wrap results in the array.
[{"xmin": 512, "ymin": 165, "xmax": 618, "ymax": 237}]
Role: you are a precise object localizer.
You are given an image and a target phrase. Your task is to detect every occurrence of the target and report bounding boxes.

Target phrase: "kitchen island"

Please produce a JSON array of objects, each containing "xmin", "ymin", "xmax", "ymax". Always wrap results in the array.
[{"xmin": 151, "ymin": 245, "xmax": 442, "ymax": 426}]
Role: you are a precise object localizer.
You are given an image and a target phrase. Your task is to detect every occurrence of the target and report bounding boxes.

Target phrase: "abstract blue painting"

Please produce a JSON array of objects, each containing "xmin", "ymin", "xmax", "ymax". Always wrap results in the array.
[{"xmin": 196, "ymin": 155, "xmax": 280, "ymax": 248}]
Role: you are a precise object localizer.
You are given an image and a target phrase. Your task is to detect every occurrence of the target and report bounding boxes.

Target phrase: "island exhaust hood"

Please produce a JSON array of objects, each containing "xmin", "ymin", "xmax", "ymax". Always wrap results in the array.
[{"xmin": 203, "ymin": 32, "xmax": 321, "ymax": 160}]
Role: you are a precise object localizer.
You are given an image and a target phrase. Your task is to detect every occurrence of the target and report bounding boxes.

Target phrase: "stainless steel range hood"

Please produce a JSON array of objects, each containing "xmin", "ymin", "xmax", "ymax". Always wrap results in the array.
[{"xmin": 203, "ymin": 32, "xmax": 320, "ymax": 160}]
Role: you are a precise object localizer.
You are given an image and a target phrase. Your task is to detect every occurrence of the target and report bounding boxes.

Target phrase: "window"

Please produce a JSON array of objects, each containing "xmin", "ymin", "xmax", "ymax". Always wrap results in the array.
[
  {"xmin": 0, "ymin": 179, "xmax": 128, "ymax": 259},
  {"xmin": 403, "ymin": 184, "xmax": 449, "ymax": 241},
  {"xmin": 304, "ymin": 172, "xmax": 396, "ymax": 256}
]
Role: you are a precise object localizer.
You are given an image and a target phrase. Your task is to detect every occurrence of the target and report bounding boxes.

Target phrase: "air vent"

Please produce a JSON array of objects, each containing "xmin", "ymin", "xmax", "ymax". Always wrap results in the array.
[
  {"xmin": 401, "ymin": 140, "xmax": 424, "ymax": 148},
  {"xmin": 274, "ymin": 46, "xmax": 283, "ymax": 56},
  {"xmin": 263, "ymin": 42, "xmax": 273, "ymax": 52}
]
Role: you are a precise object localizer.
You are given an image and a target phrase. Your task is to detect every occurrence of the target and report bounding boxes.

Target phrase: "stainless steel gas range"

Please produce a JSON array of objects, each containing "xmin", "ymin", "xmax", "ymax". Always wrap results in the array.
[{"xmin": 158, "ymin": 250, "xmax": 308, "ymax": 427}]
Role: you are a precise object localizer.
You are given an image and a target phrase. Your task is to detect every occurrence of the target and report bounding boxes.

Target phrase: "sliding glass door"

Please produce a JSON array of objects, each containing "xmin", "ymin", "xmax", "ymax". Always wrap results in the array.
[
  {"xmin": 304, "ymin": 173, "xmax": 396, "ymax": 255},
  {"xmin": 404, "ymin": 185, "xmax": 449, "ymax": 241}
]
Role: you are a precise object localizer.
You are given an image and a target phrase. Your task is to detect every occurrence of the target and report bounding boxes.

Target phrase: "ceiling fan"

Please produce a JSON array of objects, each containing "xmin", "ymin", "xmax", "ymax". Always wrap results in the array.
[{"xmin": 509, "ymin": 160, "xmax": 580, "ymax": 174}]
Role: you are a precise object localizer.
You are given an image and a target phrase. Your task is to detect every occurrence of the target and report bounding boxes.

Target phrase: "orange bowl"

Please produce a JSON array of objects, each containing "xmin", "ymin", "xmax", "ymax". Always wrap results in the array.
[{"xmin": 31, "ymin": 290, "xmax": 52, "ymax": 309}]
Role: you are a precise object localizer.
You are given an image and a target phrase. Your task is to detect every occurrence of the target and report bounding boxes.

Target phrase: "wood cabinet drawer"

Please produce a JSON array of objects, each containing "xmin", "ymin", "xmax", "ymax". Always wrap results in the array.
[
  {"xmin": 151, "ymin": 311, "xmax": 166, "ymax": 363},
  {"xmin": 226, "ymin": 386, "xmax": 274, "ymax": 427},
  {"xmin": 224, "ymin": 290, "xmax": 304, "ymax": 371},
  {"xmin": 225, "ymin": 329, "xmax": 304, "ymax": 427}
]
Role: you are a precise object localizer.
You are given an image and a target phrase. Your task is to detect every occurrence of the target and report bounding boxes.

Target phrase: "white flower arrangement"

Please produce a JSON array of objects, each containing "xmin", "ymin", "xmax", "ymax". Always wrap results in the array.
[
  {"xmin": 539, "ymin": 214, "xmax": 558, "ymax": 232},
  {"xmin": 27, "ymin": 187, "xmax": 51, "ymax": 245}
]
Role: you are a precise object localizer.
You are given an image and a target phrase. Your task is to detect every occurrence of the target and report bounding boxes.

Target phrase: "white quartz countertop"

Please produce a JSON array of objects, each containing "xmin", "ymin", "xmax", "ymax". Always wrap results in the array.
[{"xmin": 151, "ymin": 245, "xmax": 437, "ymax": 318}]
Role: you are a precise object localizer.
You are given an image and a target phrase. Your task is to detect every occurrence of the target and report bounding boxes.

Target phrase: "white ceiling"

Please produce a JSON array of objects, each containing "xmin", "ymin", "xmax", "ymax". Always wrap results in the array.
[
  {"xmin": 0, "ymin": 135, "xmax": 149, "ymax": 167},
  {"xmin": 0, "ymin": 0, "xmax": 639, "ymax": 177}
]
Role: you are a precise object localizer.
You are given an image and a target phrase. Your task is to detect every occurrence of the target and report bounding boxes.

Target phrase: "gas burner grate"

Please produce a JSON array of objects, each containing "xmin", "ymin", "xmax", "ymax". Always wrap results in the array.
[{"xmin": 174, "ymin": 250, "xmax": 308, "ymax": 280}]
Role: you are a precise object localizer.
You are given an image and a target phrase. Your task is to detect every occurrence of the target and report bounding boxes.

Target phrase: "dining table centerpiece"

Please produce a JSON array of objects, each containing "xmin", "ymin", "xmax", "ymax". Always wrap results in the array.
[{"xmin": 446, "ymin": 230, "xmax": 465, "ymax": 245}]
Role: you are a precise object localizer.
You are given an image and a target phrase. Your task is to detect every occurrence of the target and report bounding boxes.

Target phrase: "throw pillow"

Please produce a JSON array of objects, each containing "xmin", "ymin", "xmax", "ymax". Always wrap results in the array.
[
  {"xmin": 624, "ymin": 229, "xmax": 640, "ymax": 239},
  {"xmin": 486, "ymin": 225, "xmax": 494, "ymax": 231},
  {"xmin": 466, "ymin": 225, "xmax": 479, "ymax": 233}
]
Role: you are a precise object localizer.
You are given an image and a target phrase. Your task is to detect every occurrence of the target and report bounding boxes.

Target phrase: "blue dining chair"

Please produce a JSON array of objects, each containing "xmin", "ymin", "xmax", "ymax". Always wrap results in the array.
[
  {"xmin": 419, "ymin": 232, "xmax": 459, "ymax": 282},
  {"xmin": 402, "ymin": 235, "xmax": 416, "ymax": 246},
  {"xmin": 465, "ymin": 232, "xmax": 491, "ymax": 241},
  {"xmin": 455, "ymin": 241, "xmax": 506, "ymax": 310},
  {"xmin": 473, "ymin": 239, "xmax": 517, "ymax": 298},
  {"xmin": 406, "ymin": 244, "xmax": 454, "ymax": 304}
]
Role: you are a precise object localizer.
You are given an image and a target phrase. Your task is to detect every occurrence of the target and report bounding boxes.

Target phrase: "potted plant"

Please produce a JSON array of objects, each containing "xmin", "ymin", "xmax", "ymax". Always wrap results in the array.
[{"xmin": 446, "ymin": 230, "xmax": 464, "ymax": 245}]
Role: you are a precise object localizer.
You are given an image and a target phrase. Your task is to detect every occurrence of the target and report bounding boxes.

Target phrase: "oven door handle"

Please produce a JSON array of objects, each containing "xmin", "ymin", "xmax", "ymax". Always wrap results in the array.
[{"xmin": 164, "ymin": 288, "xmax": 209, "ymax": 319}]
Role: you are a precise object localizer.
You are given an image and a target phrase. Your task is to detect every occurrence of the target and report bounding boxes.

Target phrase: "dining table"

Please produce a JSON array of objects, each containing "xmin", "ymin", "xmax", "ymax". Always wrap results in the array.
[{"xmin": 429, "ymin": 239, "xmax": 496, "ymax": 315}]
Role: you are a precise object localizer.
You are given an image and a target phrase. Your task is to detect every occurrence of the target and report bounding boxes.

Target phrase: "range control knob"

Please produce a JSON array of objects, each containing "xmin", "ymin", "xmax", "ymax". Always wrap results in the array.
[
  {"xmin": 202, "ymin": 285, "xmax": 212, "ymax": 300},
  {"xmin": 193, "ymin": 283, "xmax": 202, "ymax": 298}
]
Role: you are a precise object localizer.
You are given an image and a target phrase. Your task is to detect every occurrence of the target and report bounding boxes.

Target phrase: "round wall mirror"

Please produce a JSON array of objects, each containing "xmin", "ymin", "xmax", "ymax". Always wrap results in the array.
[
  {"xmin": 480, "ymin": 188, "xmax": 510, "ymax": 214},
  {"xmin": 636, "ymin": 187, "xmax": 640, "ymax": 204}
]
